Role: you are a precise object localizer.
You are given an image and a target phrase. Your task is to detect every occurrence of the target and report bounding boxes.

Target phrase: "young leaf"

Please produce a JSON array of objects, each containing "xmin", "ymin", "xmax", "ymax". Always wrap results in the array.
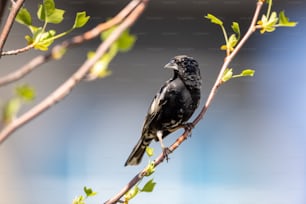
[
  {"xmin": 278, "ymin": 10, "xmax": 297, "ymax": 27},
  {"xmin": 231, "ymin": 22, "xmax": 240, "ymax": 39},
  {"xmin": 227, "ymin": 34, "xmax": 238, "ymax": 51},
  {"xmin": 102, "ymin": 28, "xmax": 136, "ymax": 52},
  {"xmin": 42, "ymin": 0, "xmax": 56, "ymax": 15},
  {"xmin": 87, "ymin": 51, "xmax": 112, "ymax": 80},
  {"xmin": 33, "ymin": 30, "xmax": 56, "ymax": 50},
  {"xmin": 144, "ymin": 161, "xmax": 155, "ymax": 177},
  {"xmin": 117, "ymin": 29, "xmax": 137, "ymax": 52},
  {"xmin": 37, "ymin": 0, "xmax": 65, "ymax": 24},
  {"xmin": 2, "ymin": 98, "xmax": 21, "ymax": 124},
  {"xmin": 141, "ymin": 179, "xmax": 156, "ymax": 193},
  {"xmin": 258, "ymin": 12, "xmax": 278, "ymax": 34},
  {"xmin": 83, "ymin": 186, "xmax": 97, "ymax": 197},
  {"xmin": 73, "ymin": 11, "xmax": 90, "ymax": 29},
  {"xmin": 241, "ymin": 69, "xmax": 255, "ymax": 77},
  {"xmin": 72, "ymin": 195, "xmax": 85, "ymax": 204},
  {"xmin": 221, "ymin": 68, "xmax": 233, "ymax": 83},
  {"xmin": 15, "ymin": 7, "xmax": 32, "ymax": 26},
  {"xmin": 124, "ymin": 185, "xmax": 139, "ymax": 201},
  {"xmin": 205, "ymin": 13, "xmax": 223, "ymax": 26},
  {"xmin": 232, "ymin": 69, "xmax": 255, "ymax": 78},
  {"xmin": 145, "ymin": 146, "xmax": 154, "ymax": 157},
  {"xmin": 15, "ymin": 84, "xmax": 36, "ymax": 102}
]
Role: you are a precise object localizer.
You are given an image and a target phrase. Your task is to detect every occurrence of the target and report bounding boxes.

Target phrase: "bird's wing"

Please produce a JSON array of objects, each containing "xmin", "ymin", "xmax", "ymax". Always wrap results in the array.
[{"xmin": 141, "ymin": 80, "xmax": 173, "ymax": 135}]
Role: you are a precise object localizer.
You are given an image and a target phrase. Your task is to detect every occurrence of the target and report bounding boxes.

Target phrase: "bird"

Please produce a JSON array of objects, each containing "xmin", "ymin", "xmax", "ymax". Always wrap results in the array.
[{"xmin": 125, "ymin": 55, "xmax": 202, "ymax": 166}]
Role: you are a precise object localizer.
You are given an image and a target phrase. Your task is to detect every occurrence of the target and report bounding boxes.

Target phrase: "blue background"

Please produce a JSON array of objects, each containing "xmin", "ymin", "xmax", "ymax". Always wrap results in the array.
[{"xmin": 0, "ymin": 0, "xmax": 305, "ymax": 203}]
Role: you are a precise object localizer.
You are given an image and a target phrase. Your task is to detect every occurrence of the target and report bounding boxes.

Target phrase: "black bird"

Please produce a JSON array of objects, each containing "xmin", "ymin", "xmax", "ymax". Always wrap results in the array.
[{"xmin": 125, "ymin": 55, "xmax": 202, "ymax": 166}]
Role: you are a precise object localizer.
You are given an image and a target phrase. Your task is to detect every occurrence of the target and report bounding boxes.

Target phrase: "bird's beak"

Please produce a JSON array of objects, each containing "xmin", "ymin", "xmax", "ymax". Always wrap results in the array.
[{"xmin": 164, "ymin": 61, "xmax": 178, "ymax": 70}]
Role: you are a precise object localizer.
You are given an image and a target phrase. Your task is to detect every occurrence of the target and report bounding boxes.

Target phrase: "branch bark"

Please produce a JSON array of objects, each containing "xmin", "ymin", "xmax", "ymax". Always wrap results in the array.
[
  {"xmin": 104, "ymin": 1, "xmax": 264, "ymax": 204},
  {"xmin": 0, "ymin": 0, "xmax": 149, "ymax": 144},
  {"xmin": 0, "ymin": 0, "xmax": 25, "ymax": 54}
]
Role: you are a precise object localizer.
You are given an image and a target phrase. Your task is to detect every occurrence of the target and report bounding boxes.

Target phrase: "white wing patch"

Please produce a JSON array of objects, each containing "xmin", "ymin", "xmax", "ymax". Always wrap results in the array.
[{"xmin": 148, "ymin": 81, "xmax": 170, "ymax": 115}]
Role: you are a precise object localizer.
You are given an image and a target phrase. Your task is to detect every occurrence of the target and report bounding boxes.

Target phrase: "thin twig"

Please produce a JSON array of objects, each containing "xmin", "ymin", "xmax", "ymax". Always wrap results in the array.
[
  {"xmin": 1, "ymin": 44, "xmax": 34, "ymax": 56},
  {"xmin": 104, "ymin": 1, "xmax": 264, "ymax": 204},
  {"xmin": 0, "ymin": 0, "xmax": 24, "ymax": 55},
  {"xmin": 0, "ymin": 0, "xmax": 143, "ymax": 86},
  {"xmin": 0, "ymin": 0, "xmax": 148, "ymax": 144}
]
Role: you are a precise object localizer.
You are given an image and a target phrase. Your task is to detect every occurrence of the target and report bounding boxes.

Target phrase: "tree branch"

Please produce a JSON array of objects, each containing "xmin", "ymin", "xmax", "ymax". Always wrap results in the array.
[
  {"xmin": 0, "ymin": 0, "xmax": 144, "ymax": 86},
  {"xmin": 0, "ymin": 0, "xmax": 149, "ymax": 144},
  {"xmin": 0, "ymin": 0, "xmax": 24, "ymax": 54},
  {"xmin": 104, "ymin": 1, "xmax": 264, "ymax": 204}
]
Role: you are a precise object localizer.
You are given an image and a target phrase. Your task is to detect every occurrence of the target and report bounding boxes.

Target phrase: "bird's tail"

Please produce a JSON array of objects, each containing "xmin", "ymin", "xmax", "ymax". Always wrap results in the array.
[{"xmin": 125, "ymin": 136, "xmax": 152, "ymax": 166}]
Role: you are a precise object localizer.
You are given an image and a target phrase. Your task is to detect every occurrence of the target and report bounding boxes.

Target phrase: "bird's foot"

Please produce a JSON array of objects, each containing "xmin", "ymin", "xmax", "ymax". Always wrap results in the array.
[
  {"xmin": 184, "ymin": 122, "xmax": 194, "ymax": 137},
  {"xmin": 162, "ymin": 147, "xmax": 172, "ymax": 162}
]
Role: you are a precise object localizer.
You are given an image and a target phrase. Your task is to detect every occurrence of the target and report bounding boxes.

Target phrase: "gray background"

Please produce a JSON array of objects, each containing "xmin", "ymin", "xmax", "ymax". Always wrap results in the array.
[{"xmin": 0, "ymin": 0, "xmax": 305, "ymax": 204}]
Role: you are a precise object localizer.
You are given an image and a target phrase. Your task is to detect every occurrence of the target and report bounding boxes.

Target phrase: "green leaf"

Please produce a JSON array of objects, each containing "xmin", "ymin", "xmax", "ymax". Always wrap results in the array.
[
  {"xmin": 141, "ymin": 179, "xmax": 156, "ymax": 193},
  {"xmin": 221, "ymin": 68, "xmax": 233, "ymax": 83},
  {"xmin": 227, "ymin": 34, "xmax": 238, "ymax": 51},
  {"xmin": 116, "ymin": 29, "xmax": 136, "ymax": 52},
  {"xmin": 25, "ymin": 35, "xmax": 34, "ymax": 45},
  {"xmin": 72, "ymin": 195, "xmax": 85, "ymax": 204},
  {"xmin": 278, "ymin": 10, "xmax": 297, "ymax": 27},
  {"xmin": 231, "ymin": 22, "xmax": 240, "ymax": 39},
  {"xmin": 124, "ymin": 185, "xmax": 139, "ymax": 201},
  {"xmin": 258, "ymin": 12, "xmax": 278, "ymax": 34},
  {"xmin": 43, "ymin": 0, "xmax": 56, "ymax": 15},
  {"xmin": 33, "ymin": 29, "xmax": 56, "ymax": 51},
  {"xmin": 83, "ymin": 186, "xmax": 97, "ymax": 197},
  {"xmin": 15, "ymin": 7, "xmax": 32, "ymax": 26},
  {"xmin": 28, "ymin": 25, "xmax": 40, "ymax": 35},
  {"xmin": 145, "ymin": 146, "xmax": 154, "ymax": 157},
  {"xmin": 73, "ymin": 11, "xmax": 90, "ymax": 29},
  {"xmin": 102, "ymin": 28, "xmax": 136, "ymax": 52},
  {"xmin": 87, "ymin": 51, "xmax": 112, "ymax": 80},
  {"xmin": 205, "ymin": 13, "xmax": 223, "ymax": 26},
  {"xmin": 2, "ymin": 98, "xmax": 21, "ymax": 124},
  {"xmin": 37, "ymin": 0, "xmax": 65, "ymax": 24},
  {"xmin": 45, "ymin": 8, "xmax": 65, "ymax": 24},
  {"xmin": 15, "ymin": 84, "xmax": 36, "ymax": 102},
  {"xmin": 144, "ymin": 161, "xmax": 155, "ymax": 177},
  {"xmin": 241, "ymin": 69, "xmax": 255, "ymax": 77},
  {"xmin": 232, "ymin": 69, "xmax": 255, "ymax": 78}
]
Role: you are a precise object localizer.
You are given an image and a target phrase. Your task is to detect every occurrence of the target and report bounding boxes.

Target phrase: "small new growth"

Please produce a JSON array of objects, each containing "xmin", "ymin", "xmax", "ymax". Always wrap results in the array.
[{"xmin": 14, "ymin": 0, "xmax": 90, "ymax": 52}]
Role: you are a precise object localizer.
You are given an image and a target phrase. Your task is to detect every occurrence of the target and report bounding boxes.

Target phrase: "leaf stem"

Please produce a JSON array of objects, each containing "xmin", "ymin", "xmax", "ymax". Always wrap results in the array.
[
  {"xmin": 220, "ymin": 25, "xmax": 230, "ymax": 56},
  {"xmin": 266, "ymin": 0, "xmax": 272, "ymax": 18}
]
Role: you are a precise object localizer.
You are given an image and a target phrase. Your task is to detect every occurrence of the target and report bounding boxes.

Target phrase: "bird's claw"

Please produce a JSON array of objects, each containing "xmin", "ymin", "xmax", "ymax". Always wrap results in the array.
[
  {"xmin": 162, "ymin": 147, "xmax": 172, "ymax": 162},
  {"xmin": 184, "ymin": 123, "xmax": 194, "ymax": 137}
]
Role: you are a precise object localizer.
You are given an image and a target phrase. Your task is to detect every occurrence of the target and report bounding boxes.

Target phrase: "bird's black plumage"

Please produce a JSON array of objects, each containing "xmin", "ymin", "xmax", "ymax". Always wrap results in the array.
[{"xmin": 125, "ymin": 55, "xmax": 202, "ymax": 166}]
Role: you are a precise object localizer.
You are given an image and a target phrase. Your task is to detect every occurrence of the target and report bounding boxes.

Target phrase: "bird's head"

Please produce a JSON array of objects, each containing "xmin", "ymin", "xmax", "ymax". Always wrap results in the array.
[{"xmin": 164, "ymin": 55, "xmax": 202, "ymax": 89}]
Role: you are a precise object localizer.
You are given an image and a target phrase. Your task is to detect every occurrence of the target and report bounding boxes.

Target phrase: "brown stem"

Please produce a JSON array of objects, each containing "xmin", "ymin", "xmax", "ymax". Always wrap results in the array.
[{"xmin": 0, "ymin": 0, "xmax": 25, "ymax": 55}]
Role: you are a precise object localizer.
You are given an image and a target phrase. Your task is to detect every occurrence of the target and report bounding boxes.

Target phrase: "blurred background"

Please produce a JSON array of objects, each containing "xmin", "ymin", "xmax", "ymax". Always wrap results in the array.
[{"xmin": 0, "ymin": 0, "xmax": 305, "ymax": 203}]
